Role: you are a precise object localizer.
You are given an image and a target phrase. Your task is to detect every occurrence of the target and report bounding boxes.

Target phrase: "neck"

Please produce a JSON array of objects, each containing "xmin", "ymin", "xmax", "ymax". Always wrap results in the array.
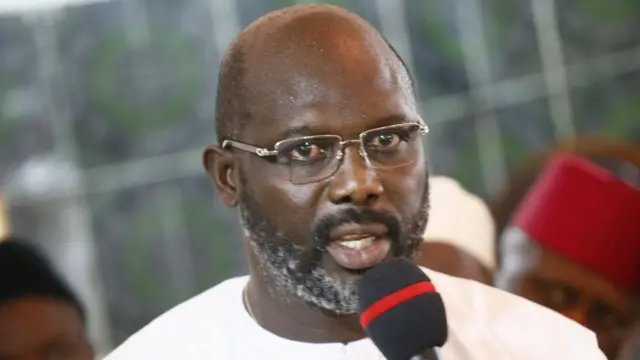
[{"xmin": 245, "ymin": 263, "xmax": 366, "ymax": 344}]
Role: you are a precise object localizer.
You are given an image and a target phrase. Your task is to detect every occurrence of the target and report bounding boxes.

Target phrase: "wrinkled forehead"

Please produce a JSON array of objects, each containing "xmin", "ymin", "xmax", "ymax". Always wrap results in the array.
[{"xmin": 240, "ymin": 15, "xmax": 416, "ymax": 145}]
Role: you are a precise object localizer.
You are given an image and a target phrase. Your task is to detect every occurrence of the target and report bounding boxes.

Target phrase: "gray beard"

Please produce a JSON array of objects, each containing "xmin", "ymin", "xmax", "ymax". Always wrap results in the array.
[
  {"xmin": 238, "ymin": 178, "xmax": 429, "ymax": 315},
  {"xmin": 239, "ymin": 203, "xmax": 360, "ymax": 314}
]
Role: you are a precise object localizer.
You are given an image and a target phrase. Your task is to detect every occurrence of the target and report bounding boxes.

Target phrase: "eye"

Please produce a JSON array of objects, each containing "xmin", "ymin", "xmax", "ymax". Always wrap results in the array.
[
  {"xmin": 289, "ymin": 141, "xmax": 326, "ymax": 161},
  {"xmin": 368, "ymin": 131, "xmax": 402, "ymax": 149}
]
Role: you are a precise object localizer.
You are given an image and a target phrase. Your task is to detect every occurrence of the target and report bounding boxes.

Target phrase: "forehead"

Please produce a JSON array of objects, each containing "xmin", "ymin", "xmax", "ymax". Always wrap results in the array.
[
  {"xmin": 0, "ymin": 297, "xmax": 83, "ymax": 355},
  {"xmin": 240, "ymin": 15, "xmax": 416, "ymax": 144}
]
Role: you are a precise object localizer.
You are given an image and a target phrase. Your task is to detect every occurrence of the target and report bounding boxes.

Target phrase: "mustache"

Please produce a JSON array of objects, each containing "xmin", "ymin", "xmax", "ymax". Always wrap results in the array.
[{"xmin": 312, "ymin": 208, "xmax": 402, "ymax": 250}]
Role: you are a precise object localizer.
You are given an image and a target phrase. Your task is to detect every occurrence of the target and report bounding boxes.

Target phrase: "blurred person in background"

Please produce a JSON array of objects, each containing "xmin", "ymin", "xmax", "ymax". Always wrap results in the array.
[
  {"xmin": 415, "ymin": 176, "xmax": 495, "ymax": 285},
  {"xmin": 0, "ymin": 237, "xmax": 93, "ymax": 360},
  {"xmin": 105, "ymin": 4, "xmax": 605, "ymax": 359},
  {"xmin": 491, "ymin": 135, "xmax": 640, "ymax": 250},
  {"xmin": 496, "ymin": 154, "xmax": 640, "ymax": 359}
]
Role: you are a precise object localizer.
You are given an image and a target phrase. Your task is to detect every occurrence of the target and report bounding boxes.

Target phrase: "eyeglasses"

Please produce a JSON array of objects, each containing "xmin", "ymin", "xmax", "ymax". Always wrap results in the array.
[{"xmin": 222, "ymin": 122, "xmax": 429, "ymax": 185}]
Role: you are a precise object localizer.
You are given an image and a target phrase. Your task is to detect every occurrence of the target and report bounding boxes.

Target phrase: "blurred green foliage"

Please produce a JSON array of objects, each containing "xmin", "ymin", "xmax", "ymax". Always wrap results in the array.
[
  {"xmin": 0, "ymin": 74, "xmax": 14, "ymax": 148},
  {"xmin": 577, "ymin": 0, "xmax": 640, "ymax": 23},
  {"xmin": 90, "ymin": 24, "xmax": 202, "ymax": 136},
  {"xmin": 124, "ymin": 198, "xmax": 233, "ymax": 309}
]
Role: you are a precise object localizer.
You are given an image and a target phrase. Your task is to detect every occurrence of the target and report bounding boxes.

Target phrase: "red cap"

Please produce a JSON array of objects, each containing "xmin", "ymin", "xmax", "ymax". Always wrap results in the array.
[{"xmin": 511, "ymin": 154, "xmax": 640, "ymax": 291}]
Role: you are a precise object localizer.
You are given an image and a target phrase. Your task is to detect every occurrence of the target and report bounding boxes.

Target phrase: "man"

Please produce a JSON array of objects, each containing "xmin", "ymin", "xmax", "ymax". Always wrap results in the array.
[
  {"xmin": 415, "ymin": 176, "xmax": 495, "ymax": 284},
  {"xmin": 496, "ymin": 154, "xmax": 640, "ymax": 359},
  {"xmin": 106, "ymin": 5, "xmax": 605, "ymax": 359},
  {"xmin": 0, "ymin": 237, "xmax": 94, "ymax": 360}
]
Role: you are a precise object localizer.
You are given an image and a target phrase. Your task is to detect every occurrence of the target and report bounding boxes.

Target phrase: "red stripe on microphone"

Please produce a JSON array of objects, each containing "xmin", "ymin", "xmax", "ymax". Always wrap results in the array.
[{"xmin": 360, "ymin": 281, "xmax": 435, "ymax": 329}]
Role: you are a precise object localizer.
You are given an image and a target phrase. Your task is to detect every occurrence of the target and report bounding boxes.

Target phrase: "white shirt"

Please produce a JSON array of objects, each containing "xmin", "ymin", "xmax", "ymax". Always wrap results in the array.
[{"xmin": 105, "ymin": 269, "xmax": 607, "ymax": 359}]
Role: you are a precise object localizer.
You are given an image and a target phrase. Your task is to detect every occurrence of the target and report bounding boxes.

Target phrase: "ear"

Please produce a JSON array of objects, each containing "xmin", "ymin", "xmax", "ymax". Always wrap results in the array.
[{"xmin": 203, "ymin": 145, "xmax": 240, "ymax": 207}]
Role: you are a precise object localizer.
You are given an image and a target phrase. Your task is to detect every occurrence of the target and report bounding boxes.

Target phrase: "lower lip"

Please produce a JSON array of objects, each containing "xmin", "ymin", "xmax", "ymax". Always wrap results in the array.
[{"xmin": 326, "ymin": 238, "xmax": 392, "ymax": 270}]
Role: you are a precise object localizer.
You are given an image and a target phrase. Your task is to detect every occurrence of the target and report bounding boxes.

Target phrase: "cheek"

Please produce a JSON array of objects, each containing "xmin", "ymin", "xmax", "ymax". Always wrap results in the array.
[
  {"xmin": 248, "ymin": 177, "xmax": 324, "ymax": 232},
  {"xmin": 243, "ymin": 161, "xmax": 320, "ymax": 209},
  {"xmin": 380, "ymin": 161, "xmax": 427, "ymax": 211}
]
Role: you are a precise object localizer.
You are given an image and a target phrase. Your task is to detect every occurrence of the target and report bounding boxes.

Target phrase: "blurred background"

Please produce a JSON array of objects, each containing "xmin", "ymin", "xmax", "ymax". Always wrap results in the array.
[{"xmin": 0, "ymin": 0, "xmax": 638, "ymax": 356}]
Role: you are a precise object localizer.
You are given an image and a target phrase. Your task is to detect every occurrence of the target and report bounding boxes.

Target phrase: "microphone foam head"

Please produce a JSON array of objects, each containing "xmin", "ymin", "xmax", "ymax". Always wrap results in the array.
[{"xmin": 357, "ymin": 258, "xmax": 448, "ymax": 360}]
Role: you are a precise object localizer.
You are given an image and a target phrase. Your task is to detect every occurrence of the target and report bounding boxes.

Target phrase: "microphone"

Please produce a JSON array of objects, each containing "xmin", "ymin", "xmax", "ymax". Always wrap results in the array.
[{"xmin": 357, "ymin": 258, "xmax": 448, "ymax": 360}]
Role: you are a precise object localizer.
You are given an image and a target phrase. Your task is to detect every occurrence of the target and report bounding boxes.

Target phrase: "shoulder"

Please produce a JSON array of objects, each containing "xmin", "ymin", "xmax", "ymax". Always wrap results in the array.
[
  {"xmin": 423, "ymin": 269, "xmax": 606, "ymax": 359},
  {"xmin": 104, "ymin": 276, "xmax": 248, "ymax": 360}
]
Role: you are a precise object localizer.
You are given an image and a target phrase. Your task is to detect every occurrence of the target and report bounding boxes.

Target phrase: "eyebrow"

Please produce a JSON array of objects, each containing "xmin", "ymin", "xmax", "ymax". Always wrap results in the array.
[{"xmin": 276, "ymin": 114, "xmax": 414, "ymax": 140}]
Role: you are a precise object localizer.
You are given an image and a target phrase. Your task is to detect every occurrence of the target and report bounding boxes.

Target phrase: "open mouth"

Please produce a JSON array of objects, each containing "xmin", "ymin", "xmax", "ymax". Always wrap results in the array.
[
  {"xmin": 326, "ymin": 224, "xmax": 392, "ymax": 270},
  {"xmin": 336, "ymin": 234, "xmax": 376, "ymax": 250}
]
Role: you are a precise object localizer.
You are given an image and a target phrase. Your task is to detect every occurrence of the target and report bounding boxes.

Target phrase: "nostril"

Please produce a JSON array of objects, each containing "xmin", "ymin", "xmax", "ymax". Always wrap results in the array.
[
  {"xmin": 335, "ymin": 194, "xmax": 353, "ymax": 205},
  {"xmin": 334, "ymin": 192, "xmax": 378, "ymax": 206},
  {"xmin": 365, "ymin": 193, "xmax": 379, "ymax": 203}
]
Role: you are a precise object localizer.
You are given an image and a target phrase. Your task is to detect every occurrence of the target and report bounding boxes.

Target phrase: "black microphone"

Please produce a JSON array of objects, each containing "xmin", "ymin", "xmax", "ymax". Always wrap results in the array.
[{"xmin": 357, "ymin": 258, "xmax": 448, "ymax": 360}]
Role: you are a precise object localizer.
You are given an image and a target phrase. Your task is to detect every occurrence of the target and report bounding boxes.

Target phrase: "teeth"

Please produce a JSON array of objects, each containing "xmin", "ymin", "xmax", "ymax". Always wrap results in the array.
[
  {"xmin": 339, "ymin": 236, "xmax": 375, "ymax": 250},
  {"xmin": 342, "ymin": 234, "xmax": 371, "ymax": 241}
]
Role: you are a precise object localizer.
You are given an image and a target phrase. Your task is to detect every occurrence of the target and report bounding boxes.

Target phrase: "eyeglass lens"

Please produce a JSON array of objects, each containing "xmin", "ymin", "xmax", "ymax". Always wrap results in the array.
[{"xmin": 274, "ymin": 123, "xmax": 424, "ymax": 184}]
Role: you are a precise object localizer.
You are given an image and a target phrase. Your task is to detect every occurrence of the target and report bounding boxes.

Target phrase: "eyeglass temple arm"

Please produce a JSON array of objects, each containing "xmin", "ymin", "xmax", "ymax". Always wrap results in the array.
[
  {"xmin": 417, "ymin": 117, "xmax": 429, "ymax": 134},
  {"xmin": 222, "ymin": 140, "xmax": 277, "ymax": 157}
]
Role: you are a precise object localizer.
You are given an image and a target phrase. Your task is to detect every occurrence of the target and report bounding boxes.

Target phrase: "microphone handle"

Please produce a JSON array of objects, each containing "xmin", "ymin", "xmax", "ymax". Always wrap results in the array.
[{"xmin": 409, "ymin": 347, "xmax": 442, "ymax": 360}]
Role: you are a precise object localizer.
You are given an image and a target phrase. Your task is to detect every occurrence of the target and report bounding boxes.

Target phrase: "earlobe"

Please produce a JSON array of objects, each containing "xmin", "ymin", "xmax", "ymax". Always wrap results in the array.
[{"xmin": 203, "ymin": 145, "xmax": 240, "ymax": 207}]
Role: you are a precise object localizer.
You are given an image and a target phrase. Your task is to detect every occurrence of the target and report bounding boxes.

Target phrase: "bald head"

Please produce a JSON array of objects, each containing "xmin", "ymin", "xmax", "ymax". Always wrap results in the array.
[{"xmin": 214, "ymin": 4, "xmax": 413, "ymax": 143}]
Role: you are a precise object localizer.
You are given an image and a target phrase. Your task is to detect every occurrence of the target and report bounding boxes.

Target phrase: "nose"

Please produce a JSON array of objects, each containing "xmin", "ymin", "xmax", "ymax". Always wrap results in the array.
[{"xmin": 328, "ymin": 146, "xmax": 383, "ymax": 205}]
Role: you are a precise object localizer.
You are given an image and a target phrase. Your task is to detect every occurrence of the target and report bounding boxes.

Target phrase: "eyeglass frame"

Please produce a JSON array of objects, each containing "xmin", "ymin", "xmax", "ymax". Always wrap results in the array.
[{"xmin": 220, "ymin": 122, "xmax": 429, "ymax": 164}]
